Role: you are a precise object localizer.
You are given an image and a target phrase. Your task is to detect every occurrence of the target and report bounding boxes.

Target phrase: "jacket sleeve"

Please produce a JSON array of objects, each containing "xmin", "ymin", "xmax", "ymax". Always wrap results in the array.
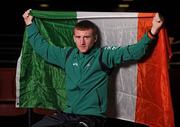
[
  {"xmin": 101, "ymin": 32, "xmax": 157, "ymax": 68},
  {"xmin": 26, "ymin": 21, "xmax": 70, "ymax": 69}
]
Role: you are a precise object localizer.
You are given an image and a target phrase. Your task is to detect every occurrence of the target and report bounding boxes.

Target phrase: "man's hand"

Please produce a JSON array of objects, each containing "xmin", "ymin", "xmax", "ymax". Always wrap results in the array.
[
  {"xmin": 22, "ymin": 9, "xmax": 33, "ymax": 26},
  {"xmin": 150, "ymin": 13, "xmax": 164, "ymax": 35}
]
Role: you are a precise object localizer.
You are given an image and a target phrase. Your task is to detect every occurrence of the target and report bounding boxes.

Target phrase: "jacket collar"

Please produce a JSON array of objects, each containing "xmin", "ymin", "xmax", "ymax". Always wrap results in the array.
[{"xmin": 76, "ymin": 46, "xmax": 98, "ymax": 57}]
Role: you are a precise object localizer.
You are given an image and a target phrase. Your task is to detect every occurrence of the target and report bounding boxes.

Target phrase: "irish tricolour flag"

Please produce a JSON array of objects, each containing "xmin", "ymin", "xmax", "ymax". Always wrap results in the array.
[{"xmin": 16, "ymin": 10, "xmax": 174, "ymax": 127}]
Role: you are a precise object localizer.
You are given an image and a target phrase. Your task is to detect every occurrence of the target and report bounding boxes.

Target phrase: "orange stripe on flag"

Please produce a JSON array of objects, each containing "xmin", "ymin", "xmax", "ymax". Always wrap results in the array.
[{"xmin": 135, "ymin": 13, "xmax": 174, "ymax": 127}]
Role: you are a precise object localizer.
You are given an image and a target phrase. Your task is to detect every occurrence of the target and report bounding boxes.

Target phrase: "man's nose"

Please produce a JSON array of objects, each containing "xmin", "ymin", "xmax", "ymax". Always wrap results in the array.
[{"xmin": 80, "ymin": 38, "xmax": 85, "ymax": 45}]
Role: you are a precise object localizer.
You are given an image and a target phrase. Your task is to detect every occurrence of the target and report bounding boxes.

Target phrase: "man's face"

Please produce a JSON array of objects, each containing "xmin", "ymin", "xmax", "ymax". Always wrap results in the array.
[{"xmin": 73, "ymin": 28, "xmax": 97, "ymax": 53}]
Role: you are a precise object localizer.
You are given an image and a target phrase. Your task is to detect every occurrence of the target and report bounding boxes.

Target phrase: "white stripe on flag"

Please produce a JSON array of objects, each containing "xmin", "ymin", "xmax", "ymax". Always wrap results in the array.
[
  {"xmin": 77, "ymin": 12, "xmax": 139, "ymax": 122},
  {"xmin": 77, "ymin": 12, "xmax": 138, "ymax": 19},
  {"xmin": 15, "ymin": 53, "xmax": 22, "ymax": 107}
]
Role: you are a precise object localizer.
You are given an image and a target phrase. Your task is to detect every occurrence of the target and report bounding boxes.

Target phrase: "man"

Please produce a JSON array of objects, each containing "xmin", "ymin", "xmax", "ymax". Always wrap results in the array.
[{"xmin": 23, "ymin": 9, "xmax": 164, "ymax": 127}]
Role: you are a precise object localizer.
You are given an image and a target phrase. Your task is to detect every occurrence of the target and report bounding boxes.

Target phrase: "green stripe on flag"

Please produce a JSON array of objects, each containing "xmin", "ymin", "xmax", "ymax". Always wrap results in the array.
[
  {"xmin": 31, "ymin": 10, "xmax": 77, "ymax": 19},
  {"xmin": 17, "ymin": 10, "xmax": 77, "ymax": 110}
]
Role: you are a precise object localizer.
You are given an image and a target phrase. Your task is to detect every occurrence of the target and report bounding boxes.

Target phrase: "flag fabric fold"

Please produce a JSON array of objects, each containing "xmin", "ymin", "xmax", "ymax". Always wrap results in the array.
[{"xmin": 16, "ymin": 10, "xmax": 174, "ymax": 127}]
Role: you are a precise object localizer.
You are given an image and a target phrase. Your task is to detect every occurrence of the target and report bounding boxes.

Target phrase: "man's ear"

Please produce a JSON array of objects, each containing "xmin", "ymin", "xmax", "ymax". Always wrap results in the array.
[
  {"xmin": 73, "ymin": 35, "xmax": 76, "ymax": 43},
  {"xmin": 94, "ymin": 34, "xmax": 98, "ymax": 42}
]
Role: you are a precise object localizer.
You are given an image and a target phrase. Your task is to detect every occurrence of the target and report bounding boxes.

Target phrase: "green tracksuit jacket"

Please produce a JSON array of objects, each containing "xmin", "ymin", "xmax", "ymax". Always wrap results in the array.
[{"xmin": 26, "ymin": 22, "xmax": 157, "ymax": 117}]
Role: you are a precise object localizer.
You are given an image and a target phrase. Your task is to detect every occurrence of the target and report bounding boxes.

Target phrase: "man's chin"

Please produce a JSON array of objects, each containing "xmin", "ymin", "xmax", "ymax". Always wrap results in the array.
[
  {"xmin": 79, "ymin": 49, "xmax": 88, "ymax": 53},
  {"xmin": 80, "ymin": 51, "xmax": 87, "ymax": 53}
]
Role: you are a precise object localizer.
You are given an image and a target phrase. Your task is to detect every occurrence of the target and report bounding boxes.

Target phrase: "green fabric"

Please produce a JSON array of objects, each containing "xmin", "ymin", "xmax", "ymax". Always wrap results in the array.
[{"xmin": 19, "ymin": 10, "xmax": 77, "ymax": 110}]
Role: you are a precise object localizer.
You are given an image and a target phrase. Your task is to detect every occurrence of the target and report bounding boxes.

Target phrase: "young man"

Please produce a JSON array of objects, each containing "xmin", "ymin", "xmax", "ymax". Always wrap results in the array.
[{"xmin": 23, "ymin": 9, "xmax": 164, "ymax": 127}]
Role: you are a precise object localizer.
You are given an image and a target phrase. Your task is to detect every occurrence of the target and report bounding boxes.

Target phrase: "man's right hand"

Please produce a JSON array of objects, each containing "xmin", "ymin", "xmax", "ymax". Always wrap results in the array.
[{"xmin": 22, "ymin": 9, "xmax": 33, "ymax": 26}]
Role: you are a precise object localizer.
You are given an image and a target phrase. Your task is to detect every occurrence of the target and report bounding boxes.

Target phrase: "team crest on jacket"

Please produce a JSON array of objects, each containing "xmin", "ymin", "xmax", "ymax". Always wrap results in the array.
[{"xmin": 72, "ymin": 62, "xmax": 78, "ymax": 66}]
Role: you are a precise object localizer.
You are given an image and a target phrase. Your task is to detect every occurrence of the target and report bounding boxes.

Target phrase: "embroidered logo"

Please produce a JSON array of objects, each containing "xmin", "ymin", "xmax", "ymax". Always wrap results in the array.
[
  {"xmin": 73, "ymin": 62, "xmax": 78, "ymax": 66},
  {"xmin": 86, "ymin": 63, "xmax": 91, "ymax": 68},
  {"xmin": 104, "ymin": 46, "xmax": 118, "ymax": 50}
]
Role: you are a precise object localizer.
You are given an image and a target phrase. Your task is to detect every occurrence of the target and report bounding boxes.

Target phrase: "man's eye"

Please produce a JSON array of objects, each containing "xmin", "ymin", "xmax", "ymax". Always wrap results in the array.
[
  {"xmin": 84, "ymin": 36, "xmax": 90, "ymax": 39},
  {"xmin": 76, "ymin": 36, "xmax": 81, "ymax": 39}
]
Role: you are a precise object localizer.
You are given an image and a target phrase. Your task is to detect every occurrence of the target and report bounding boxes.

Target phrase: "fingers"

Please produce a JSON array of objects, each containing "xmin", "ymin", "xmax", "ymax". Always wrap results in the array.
[
  {"xmin": 154, "ymin": 13, "xmax": 164, "ymax": 23},
  {"xmin": 151, "ymin": 13, "xmax": 164, "ymax": 35},
  {"xmin": 22, "ymin": 9, "xmax": 32, "ymax": 18},
  {"xmin": 23, "ymin": 9, "xmax": 33, "ymax": 26}
]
